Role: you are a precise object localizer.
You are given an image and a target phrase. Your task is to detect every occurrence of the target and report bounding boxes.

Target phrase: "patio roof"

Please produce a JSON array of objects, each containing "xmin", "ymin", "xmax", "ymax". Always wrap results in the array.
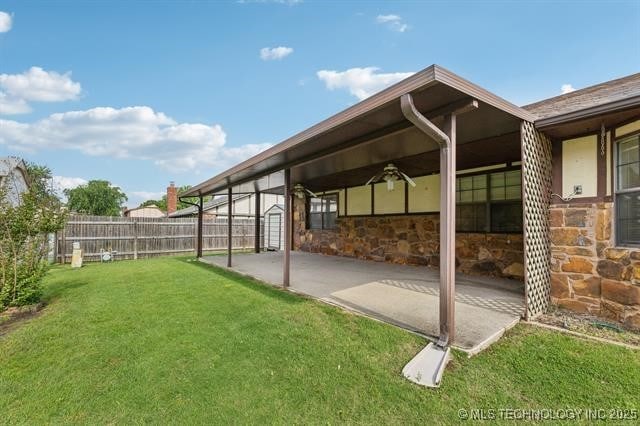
[{"xmin": 183, "ymin": 65, "xmax": 535, "ymax": 197}]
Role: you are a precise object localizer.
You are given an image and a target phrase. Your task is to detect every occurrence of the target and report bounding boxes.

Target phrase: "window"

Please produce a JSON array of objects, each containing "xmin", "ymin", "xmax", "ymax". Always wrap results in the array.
[
  {"xmin": 307, "ymin": 194, "xmax": 338, "ymax": 230},
  {"xmin": 455, "ymin": 169, "xmax": 522, "ymax": 233},
  {"xmin": 489, "ymin": 170, "xmax": 523, "ymax": 233},
  {"xmin": 456, "ymin": 175, "xmax": 487, "ymax": 232},
  {"xmin": 616, "ymin": 133, "xmax": 640, "ymax": 246}
]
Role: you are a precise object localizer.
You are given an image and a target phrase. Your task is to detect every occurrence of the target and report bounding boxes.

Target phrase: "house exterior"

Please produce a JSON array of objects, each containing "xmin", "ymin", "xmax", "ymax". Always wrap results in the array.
[
  {"xmin": 168, "ymin": 192, "xmax": 283, "ymax": 219},
  {"xmin": 182, "ymin": 65, "xmax": 640, "ymax": 330},
  {"xmin": 0, "ymin": 156, "xmax": 30, "ymax": 206},
  {"xmin": 123, "ymin": 205, "xmax": 165, "ymax": 218}
]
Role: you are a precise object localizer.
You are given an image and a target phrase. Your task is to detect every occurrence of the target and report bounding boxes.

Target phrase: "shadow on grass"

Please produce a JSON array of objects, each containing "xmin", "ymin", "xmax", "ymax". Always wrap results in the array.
[
  {"xmin": 178, "ymin": 257, "xmax": 308, "ymax": 306},
  {"xmin": 41, "ymin": 278, "xmax": 89, "ymax": 305}
]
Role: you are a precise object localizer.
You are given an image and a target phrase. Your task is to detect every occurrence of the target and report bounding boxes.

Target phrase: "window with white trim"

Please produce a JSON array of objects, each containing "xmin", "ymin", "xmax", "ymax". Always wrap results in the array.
[{"xmin": 616, "ymin": 133, "xmax": 640, "ymax": 246}]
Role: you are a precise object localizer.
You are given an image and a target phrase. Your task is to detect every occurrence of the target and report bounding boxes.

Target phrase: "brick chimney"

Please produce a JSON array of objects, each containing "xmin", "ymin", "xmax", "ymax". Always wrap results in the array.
[{"xmin": 167, "ymin": 181, "xmax": 177, "ymax": 214}]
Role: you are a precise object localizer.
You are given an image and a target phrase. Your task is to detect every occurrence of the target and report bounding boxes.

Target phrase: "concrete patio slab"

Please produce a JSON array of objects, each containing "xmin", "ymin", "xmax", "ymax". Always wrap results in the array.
[{"xmin": 201, "ymin": 251, "xmax": 524, "ymax": 354}]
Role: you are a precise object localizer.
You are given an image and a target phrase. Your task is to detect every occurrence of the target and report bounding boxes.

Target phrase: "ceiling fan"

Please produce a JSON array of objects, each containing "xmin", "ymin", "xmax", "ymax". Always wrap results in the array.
[
  {"xmin": 293, "ymin": 183, "xmax": 318, "ymax": 199},
  {"xmin": 365, "ymin": 163, "xmax": 416, "ymax": 191}
]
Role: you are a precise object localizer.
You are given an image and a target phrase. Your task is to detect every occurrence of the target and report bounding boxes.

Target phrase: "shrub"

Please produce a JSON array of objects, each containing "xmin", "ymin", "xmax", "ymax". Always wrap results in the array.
[{"xmin": 0, "ymin": 168, "xmax": 66, "ymax": 310}]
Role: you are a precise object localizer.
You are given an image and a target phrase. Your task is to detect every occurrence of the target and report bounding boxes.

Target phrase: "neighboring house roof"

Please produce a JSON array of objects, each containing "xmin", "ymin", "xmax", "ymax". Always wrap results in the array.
[
  {"xmin": 0, "ymin": 157, "xmax": 30, "ymax": 207},
  {"xmin": 168, "ymin": 194, "xmax": 249, "ymax": 218},
  {"xmin": 124, "ymin": 204, "xmax": 165, "ymax": 215},
  {"xmin": 0, "ymin": 156, "xmax": 28, "ymax": 182},
  {"xmin": 523, "ymin": 72, "xmax": 640, "ymax": 124}
]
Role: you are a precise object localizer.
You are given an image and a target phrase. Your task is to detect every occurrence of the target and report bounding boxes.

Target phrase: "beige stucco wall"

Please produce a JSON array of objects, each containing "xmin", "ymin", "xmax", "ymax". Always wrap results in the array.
[
  {"xmin": 616, "ymin": 119, "xmax": 640, "ymax": 138},
  {"xmin": 562, "ymin": 135, "xmax": 598, "ymax": 198},
  {"xmin": 408, "ymin": 174, "xmax": 440, "ymax": 212},
  {"xmin": 346, "ymin": 185, "xmax": 371, "ymax": 215},
  {"xmin": 374, "ymin": 181, "xmax": 405, "ymax": 214}
]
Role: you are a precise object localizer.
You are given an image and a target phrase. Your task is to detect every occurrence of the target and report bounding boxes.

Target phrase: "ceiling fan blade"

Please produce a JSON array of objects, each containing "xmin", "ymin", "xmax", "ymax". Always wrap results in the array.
[
  {"xmin": 365, "ymin": 172, "xmax": 383, "ymax": 186},
  {"xmin": 305, "ymin": 189, "xmax": 318, "ymax": 198},
  {"xmin": 399, "ymin": 171, "xmax": 417, "ymax": 187}
]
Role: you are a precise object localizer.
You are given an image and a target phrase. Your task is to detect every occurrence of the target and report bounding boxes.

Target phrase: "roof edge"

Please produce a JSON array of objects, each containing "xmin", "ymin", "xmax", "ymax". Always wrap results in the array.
[
  {"xmin": 433, "ymin": 65, "xmax": 537, "ymax": 122},
  {"xmin": 535, "ymin": 93, "xmax": 640, "ymax": 129}
]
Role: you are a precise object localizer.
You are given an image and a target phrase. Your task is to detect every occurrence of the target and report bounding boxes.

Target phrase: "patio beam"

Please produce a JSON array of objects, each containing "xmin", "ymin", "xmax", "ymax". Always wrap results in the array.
[
  {"xmin": 283, "ymin": 168, "xmax": 291, "ymax": 288},
  {"xmin": 227, "ymin": 187, "xmax": 232, "ymax": 267},
  {"xmin": 400, "ymin": 94, "xmax": 477, "ymax": 347}
]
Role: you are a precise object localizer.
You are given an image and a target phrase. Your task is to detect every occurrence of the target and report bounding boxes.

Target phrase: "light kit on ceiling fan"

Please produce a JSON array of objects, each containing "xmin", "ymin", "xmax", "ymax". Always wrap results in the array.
[
  {"xmin": 365, "ymin": 163, "xmax": 416, "ymax": 191},
  {"xmin": 292, "ymin": 183, "xmax": 318, "ymax": 199}
]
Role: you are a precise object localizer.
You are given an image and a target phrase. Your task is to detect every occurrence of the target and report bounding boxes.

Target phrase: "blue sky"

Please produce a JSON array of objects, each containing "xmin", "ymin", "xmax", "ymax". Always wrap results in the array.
[{"xmin": 0, "ymin": 0, "xmax": 639, "ymax": 207}]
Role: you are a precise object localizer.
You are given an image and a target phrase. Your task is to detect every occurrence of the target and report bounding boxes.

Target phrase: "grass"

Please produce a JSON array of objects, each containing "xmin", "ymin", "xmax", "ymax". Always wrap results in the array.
[{"xmin": 0, "ymin": 257, "xmax": 639, "ymax": 424}]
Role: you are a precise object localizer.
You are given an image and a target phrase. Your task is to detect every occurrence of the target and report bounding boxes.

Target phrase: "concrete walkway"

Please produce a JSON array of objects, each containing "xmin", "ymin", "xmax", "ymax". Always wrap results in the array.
[{"xmin": 201, "ymin": 251, "xmax": 524, "ymax": 354}]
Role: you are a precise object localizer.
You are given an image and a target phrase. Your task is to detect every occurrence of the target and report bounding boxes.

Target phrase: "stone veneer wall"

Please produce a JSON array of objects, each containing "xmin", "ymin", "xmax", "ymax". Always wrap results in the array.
[
  {"xmin": 550, "ymin": 202, "xmax": 640, "ymax": 329},
  {"xmin": 292, "ymin": 197, "xmax": 525, "ymax": 282}
]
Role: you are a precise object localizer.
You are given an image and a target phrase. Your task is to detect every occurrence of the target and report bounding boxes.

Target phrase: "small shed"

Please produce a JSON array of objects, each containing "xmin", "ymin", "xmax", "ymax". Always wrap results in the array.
[{"xmin": 264, "ymin": 204, "xmax": 285, "ymax": 251}]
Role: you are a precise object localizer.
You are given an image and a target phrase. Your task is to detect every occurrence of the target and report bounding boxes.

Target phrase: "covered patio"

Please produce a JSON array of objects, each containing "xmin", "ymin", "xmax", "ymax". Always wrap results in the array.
[
  {"xmin": 184, "ymin": 65, "xmax": 553, "ymax": 378},
  {"xmin": 202, "ymin": 251, "xmax": 523, "ymax": 353}
]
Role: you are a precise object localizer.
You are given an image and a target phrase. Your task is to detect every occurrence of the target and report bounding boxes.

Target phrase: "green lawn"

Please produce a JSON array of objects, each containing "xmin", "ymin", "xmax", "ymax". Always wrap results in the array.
[{"xmin": 1, "ymin": 257, "xmax": 638, "ymax": 424}]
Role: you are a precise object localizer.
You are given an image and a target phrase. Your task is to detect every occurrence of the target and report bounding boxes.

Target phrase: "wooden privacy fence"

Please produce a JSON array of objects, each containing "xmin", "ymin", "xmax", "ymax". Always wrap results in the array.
[{"xmin": 56, "ymin": 215, "xmax": 264, "ymax": 263}]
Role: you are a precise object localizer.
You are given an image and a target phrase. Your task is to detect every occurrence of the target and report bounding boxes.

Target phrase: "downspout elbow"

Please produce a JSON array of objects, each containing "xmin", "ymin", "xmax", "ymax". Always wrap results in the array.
[{"xmin": 400, "ymin": 93, "xmax": 451, "ymax": 148}]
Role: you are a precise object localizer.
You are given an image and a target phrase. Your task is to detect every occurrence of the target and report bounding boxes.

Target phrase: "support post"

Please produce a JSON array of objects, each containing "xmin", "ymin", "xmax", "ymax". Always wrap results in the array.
[
  {"xmin": 283, "ymin": 169, "xmax": 291, "ymax": 288},
  {"xmin": 439, "ymin": 114, "xmax": 456, "ymax": 345},
  {"xmin": 197, "ymin": 196, "xmax": 203, "ymax": 258},
  {"xmin": 400, "ymin": 94, "xmax": 474, "ymax": 348},
  {"xmin": 227, "ymin": 187, "xmax": 232, "ymax": 267},
  {"xmin": 254, "ymin": 191, "xmax": 261, "ymax": 253}
]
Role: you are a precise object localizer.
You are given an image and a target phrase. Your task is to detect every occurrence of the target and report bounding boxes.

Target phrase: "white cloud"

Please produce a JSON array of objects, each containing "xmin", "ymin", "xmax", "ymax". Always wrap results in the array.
[
  {"xmin": 561, "ymin": 83, "xmax": 576, "ymax": 94},
  {"xmin": 0, "ymin": 67, "xmax": 81, "ymax": 102},
  {"xmin": 0, "ymin": 92, "xmax": 30, "ymax": 114},
  {"xmin": 51, "ymin": 175, "xmax": 88, "ymax": 199},
  {"xmin": 260, "ymin": 46, "xmax": 294, "ymax": 61},
  {"xmin": 0, "ymin": 67, "xmax": 82, "ymax": 115},
  {"xmin": 376, "ymin": 14, "xmax": 409, "ymax": 32},
  {"xmin": 0, "ymin": 11, "xmax": 12, "ymax": 33},
  {"xmin": 0, "ymin": 106, "xmax": 272, "ymax": 173},
  {"xmin": 317, "ymin": 67, "xmax": 414, "ymax": 100}
]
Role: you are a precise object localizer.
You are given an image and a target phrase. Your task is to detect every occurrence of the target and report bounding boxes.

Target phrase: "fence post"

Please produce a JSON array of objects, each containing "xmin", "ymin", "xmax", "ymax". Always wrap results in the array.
[
  {"xmin": 133, "ymin": 221, "xmax": 138, "ymax": 260},
  {"xmin": 53, "ymin": 231, "xmax": 58, "ymax": 264},
  {"xmin": 60, "ymin": 229, "xmax": 66, "ymax": 264}
]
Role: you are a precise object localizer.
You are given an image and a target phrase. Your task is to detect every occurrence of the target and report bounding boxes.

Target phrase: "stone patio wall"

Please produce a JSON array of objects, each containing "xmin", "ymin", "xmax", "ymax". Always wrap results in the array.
[
  {"xmin": 550, "ymin": 202, "xmax": 640, "ymax": 329},
  {"xmin": 292, "ymin": 197, "xmax": 524, "ymax": 282}
]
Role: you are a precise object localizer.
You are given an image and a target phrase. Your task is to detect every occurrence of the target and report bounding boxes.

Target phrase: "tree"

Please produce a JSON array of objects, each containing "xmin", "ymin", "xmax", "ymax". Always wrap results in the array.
[
  {"xmin": 0, "ymin": 163, "xmax": 66, "ymax": 310},
  {"xmin": 64, "ymin": 180, "xmax": 128, "ymax": 216},
  {"xmin": 25, "ymin": 162, "xmax": 63, "ymax": 207}
]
